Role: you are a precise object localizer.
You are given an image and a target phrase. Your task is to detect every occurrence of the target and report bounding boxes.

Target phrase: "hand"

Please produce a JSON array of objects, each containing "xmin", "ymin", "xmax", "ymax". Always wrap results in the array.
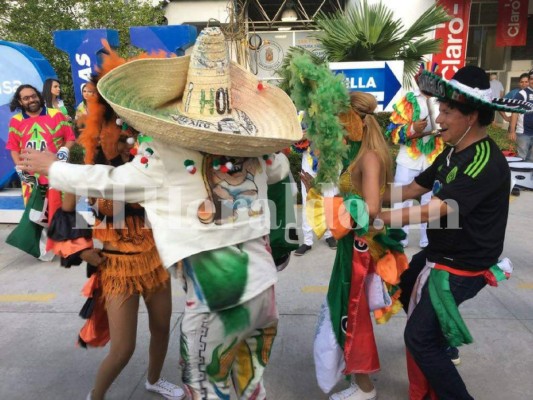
[
  {"xmin": 18, "ymin": 148, "xmax": 57, "ymax": 176},
  {"xmin": 80, "ymin": 249, "xmax": 106, "ymax": 266},
  {"xmin": 412, "ymin": 119, "xmax": 428, "ymax": 134},
  {"xmin": 300, "ymin": 171, "xmax": 315, "ymax": 192},
  {"xmin": 508, "ymin": 131, "xmax": 517, "ymax": 141},
  {"xmin": 15, "ymin": 167, "xmax": 37, "ymax": 186}
]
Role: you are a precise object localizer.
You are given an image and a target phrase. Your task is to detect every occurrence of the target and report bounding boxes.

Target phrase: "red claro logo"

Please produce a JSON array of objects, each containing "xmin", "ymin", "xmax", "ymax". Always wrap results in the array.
[
  {"xmin": 505, "ymin": 0, "xmax": 522, "ymax": 38},
  {"xmin": 440, "ymin": 4, "xmax": 466, "ymax": 80}
]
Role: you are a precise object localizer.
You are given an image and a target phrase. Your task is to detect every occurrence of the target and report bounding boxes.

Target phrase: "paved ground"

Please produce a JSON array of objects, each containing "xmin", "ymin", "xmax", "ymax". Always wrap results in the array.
[{"xmin": 0, "ymin": 192, "xmax": 532, "ymax": 399}]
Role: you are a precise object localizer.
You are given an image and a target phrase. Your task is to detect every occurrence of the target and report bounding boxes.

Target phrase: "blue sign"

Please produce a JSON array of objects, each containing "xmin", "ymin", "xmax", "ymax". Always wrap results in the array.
[
  {"xmin": 130, "ymin": 25, "xmax": 197, "ymax": 55},
  {"xmin": 329, "ymin": 61, "xmax": 404, "ymax": 111},
  {"xmin": 0, "ymin": 25, "xmax": 197, "ymax": 192},
  {"xmin": 54, "ymin": 29, "xmax": 120, "ymax": 106},
  {"xmin": 0, "ymin": 41, "xmax": 57, "ymax": 189}
]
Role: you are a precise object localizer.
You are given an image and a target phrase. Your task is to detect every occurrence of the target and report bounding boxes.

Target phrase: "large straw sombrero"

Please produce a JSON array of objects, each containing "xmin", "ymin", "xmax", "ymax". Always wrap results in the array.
[
  {"xmin": 97, "ymin": 27, "xmax": 302, "ymax": 157},
  {"xmin": 418, "ymin": 66, "xmax": 533, "ymax": 114}
]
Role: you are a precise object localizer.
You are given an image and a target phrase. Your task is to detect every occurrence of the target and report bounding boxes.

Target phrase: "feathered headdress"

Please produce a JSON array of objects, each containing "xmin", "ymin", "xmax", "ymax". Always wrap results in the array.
[{"xmin": 77, "ymin": 41, "xmax": 171, "ymax": 164}]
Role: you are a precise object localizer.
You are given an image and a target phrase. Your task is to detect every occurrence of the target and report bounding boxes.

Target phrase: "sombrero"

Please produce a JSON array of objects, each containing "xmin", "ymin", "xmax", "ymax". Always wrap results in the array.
[
  {"xmin": 418, "ymin": 66, "xmax": 533, "ymax": 114},
  {"xmin": 97, "ymin": 27, "xmax": 302, "ymax": 157}
]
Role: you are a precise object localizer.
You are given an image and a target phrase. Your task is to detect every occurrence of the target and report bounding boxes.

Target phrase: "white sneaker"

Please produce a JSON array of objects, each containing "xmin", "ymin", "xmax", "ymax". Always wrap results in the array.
[
  {"xmin": 329, "ymin": 383, "xmax": 377, "ymax": 400},
  {"xmin": 145, "ymin": 378, "xmax": 185, "ymax": 400}
]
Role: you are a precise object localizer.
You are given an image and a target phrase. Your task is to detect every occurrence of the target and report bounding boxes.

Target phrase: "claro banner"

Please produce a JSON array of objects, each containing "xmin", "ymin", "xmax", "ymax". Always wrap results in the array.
[
  {"xmin": 496, "ymin": 0, "xmax": 528, "ymax": 47},
  {"xmin": 433, "ymin": 0, "xmax": 472, "ymax": 81}
]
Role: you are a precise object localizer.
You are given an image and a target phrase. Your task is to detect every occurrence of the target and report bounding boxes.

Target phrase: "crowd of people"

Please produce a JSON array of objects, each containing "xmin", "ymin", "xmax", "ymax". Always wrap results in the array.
[{"xmin": 6, "ymin": 26, "xmax": 533, "ymax": 400}]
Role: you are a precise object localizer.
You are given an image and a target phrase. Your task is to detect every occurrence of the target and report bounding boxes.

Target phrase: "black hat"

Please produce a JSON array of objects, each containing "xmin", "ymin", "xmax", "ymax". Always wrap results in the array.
[{"xmin": 418, "ymin": 66, "xmax": 533, "ymax": 114}]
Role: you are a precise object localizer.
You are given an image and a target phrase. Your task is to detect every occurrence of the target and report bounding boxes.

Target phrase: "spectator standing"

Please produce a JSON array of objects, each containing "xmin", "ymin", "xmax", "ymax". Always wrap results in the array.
[
  {"xmin": 6, "ymin": 84, "xmax": 75, "ymax": 203},
  {"xmin": 509, "ymin": 70, "xmax": 533, "ymax": 161},
  {"xmin": 75, "ymin": 83, "xmax": 94, "ymax": 121},
  {"xmin": 6, "ymin": 84, "xmax": 75, "ymax": 261},
  {"xmin": 43, "ymin": 78, "xmax": 71, "ymax": 121},
  {"xmin": 499, "ymin": 72, "xmax": 529, "ymax": 124},
  {"xmin": 489, "ymin": 72, "xmax": 504, "ymax": 98}
]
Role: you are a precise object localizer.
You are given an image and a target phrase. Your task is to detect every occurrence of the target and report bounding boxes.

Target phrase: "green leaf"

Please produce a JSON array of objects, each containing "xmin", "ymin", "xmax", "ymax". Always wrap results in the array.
[{"xmin": 312, "ymin": 0, "xmax": 450, "ymax": 87}]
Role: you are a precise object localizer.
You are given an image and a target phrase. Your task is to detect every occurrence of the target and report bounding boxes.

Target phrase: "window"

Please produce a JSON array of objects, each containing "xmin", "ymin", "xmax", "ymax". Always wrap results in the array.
[{"xmin": 465, "ymin": 1, "xmax": 506, "ymax": 71}]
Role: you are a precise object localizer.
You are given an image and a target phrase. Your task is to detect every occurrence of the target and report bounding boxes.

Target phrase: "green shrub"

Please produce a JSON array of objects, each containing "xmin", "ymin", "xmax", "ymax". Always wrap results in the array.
[
  {"xmin": 375, "ymin": 111, "xmax": 392, "ymax": 131},
  {"xmin": 488, "ymin": 125, "xmax": 514, "ymax": 152}
]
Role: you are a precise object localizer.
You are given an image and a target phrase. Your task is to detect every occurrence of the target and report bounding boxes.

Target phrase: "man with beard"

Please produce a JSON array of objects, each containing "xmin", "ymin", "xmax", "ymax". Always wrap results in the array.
[
  {"xmin": 7, "ymin": 84, "xmax": 75, "ymax": 202},
  {"xmin": 6, "ymin": 84, "xmax": 75, "ymax": 260}
]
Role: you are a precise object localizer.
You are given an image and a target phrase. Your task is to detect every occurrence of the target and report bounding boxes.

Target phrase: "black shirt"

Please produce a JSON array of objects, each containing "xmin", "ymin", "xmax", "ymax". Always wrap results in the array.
[{"xmin": 415, "ymin": 137, "xmax": 510, "ymax": 271}]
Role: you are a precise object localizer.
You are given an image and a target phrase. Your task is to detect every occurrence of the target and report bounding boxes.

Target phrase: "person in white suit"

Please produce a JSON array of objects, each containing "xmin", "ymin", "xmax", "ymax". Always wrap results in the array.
[{"xmin": 20, "ymin": 27, "xmax": 302, "ymax": 400}]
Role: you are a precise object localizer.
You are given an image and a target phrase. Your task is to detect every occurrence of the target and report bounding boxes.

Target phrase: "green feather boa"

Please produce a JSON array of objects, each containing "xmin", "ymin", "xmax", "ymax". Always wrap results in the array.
[{"xmin": 285, "ymin": 53, "xmax": 350, "ymax": 186}]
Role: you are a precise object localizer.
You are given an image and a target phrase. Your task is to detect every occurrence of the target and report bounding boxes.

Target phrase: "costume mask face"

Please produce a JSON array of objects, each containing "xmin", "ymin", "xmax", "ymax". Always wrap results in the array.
[{"xmin": 339, "ymin": 108, "xmax": 363, "ymax": 142}]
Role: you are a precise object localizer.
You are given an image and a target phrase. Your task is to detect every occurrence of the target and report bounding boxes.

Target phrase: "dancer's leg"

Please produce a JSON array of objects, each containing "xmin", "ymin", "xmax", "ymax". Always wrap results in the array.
[
  {"xmin": 144, "ymin": 281, "xmax": 172, "ymax": 384},
  {"xmin": 91, "ymin": 294, "xmax": 140, "ymax": 400}
]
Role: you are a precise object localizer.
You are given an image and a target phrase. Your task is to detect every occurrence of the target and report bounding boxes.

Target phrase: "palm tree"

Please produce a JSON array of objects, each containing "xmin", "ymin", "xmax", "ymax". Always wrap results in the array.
[{"xmin": 313, "ymin": 0, "xmax": 450, "ymax": 87}]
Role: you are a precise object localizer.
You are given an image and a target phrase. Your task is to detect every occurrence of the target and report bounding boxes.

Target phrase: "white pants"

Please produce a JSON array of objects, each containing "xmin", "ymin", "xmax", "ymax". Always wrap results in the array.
[
  {"xmin": 180, "ymin": 286, "xmax": 278, "ymax": 400},
  {"xmin": 393, "ymin": 164, "xmax": 431, "ymax": 246}
]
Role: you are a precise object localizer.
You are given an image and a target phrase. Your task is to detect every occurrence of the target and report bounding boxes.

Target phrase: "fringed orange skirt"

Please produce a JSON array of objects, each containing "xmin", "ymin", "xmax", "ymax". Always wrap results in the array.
[{"xmin": 99, "ymin": 245, "xmax": 169, "ymax": 298}]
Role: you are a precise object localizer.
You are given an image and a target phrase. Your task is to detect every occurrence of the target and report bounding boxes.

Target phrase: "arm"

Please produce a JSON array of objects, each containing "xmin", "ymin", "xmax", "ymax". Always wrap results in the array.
[
  {"xmin": 407, "ymin": 118, "xmax": 429, "ymax": 140},
  {"xmin": 19, "ymin": 143, "xmax": 164, "ymax": 203},
  {"xmin": 382, "ymin": 179, "xmax": 430, "ymax": 207},
  {"xmin": 378, "ymin": 197, "xmax": 451, "ymax": 228},
  {"xmin": 10, "ymin": 150, "xmax": 21, "ymax": 165},
  {"xmin": 508, "ymin": 113, "xmax": 518, "ymax": 141},
  {"xmin": 509, "ymin": 91, "xmax": 526, "ymax": 141},
  {"xmin": 6, "ymin": 125, "xmax": 21, "ymax": 164},
  {"xmin": 57, "ymin": 112, "xmax": 76, "ymax": 149},
  {"xmin": 498, "ymin": 111, "xmax": 510, "ymax": 123}
]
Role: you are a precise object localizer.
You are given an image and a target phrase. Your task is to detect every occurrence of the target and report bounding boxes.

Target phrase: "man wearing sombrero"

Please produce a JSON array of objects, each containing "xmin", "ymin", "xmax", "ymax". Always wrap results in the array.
[
  {"xmin": 19, "ymin": 27, "xmax": 302, "ymax": 400},
  {"xmin": 376, "ymin": 66, "xmax": 533, "ymax": 399}
]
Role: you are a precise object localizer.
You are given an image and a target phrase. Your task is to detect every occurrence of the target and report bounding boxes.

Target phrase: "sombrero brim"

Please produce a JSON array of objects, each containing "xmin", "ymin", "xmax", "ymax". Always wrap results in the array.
[
  {"xmin": 98, "ymin": 56, "xmax": 302, "ymax": 157},
  {"xmin": 418, "ymin": 71, "xmax": 533, "ymax": 114}
]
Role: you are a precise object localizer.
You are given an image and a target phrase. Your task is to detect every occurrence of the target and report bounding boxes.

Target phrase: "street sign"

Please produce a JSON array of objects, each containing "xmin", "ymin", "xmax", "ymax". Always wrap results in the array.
[{"xmin": 329, "ymin": 61, "xmax": 404, "ymax": 111}]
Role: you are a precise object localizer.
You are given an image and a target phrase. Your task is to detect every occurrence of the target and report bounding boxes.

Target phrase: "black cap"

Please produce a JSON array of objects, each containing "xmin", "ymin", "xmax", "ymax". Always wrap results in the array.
[{"xmin": 452, "ymin": 66, "xmax": 490, "ymax": 91}]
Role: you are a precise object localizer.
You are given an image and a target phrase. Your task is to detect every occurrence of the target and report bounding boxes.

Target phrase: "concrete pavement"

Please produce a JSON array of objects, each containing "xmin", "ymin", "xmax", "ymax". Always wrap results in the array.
[{"xmin": 1, "ymin": 192, "xmax": 532, "ymax": 399}]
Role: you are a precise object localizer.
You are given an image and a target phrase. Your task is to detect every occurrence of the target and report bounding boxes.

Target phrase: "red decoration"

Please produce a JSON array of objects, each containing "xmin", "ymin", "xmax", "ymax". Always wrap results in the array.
[
  {"xmin": 433, "ymin": 0, "xmax": 472, "ymax": 80},
  {"xmin": 130, "ymin": 148, "xmax": 138, "ymax": 156},
  {"xmin": 220, "ymin": 165, "xmax": 229, "ymax": 173},
  {"xmin": 140, "ymin": 156, "xmax": 148, "ymax": 164},
  {"xmin": 266, "ymin": 159, "xmax": 273, "ymax": 165},
  {"xmin": 496, "ymin": 0, "xmax": 528, "ymax": 47},
  {"xmin": 257, "ymin": 82, "xmax": 264, "ymax": 91}
]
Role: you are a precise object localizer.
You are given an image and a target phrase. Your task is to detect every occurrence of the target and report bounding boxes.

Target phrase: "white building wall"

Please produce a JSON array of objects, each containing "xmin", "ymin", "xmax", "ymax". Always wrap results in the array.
[
  {"xmin": 167, "ymin": 0, "xmax": 438, "ymax": 29},
  {"xmin": 348, "ymin": 0, "xmax": 436, "ymax": 30},
  {"xmin": 165, "ymin": 1, "xmax": 229, "ymax": 25}
]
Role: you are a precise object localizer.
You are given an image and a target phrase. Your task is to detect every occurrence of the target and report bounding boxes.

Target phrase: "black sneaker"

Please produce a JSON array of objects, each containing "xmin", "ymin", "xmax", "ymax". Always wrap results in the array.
[
  {"xmin": 446, "ymin": 346, "xmax": 461, "ymax": 366},
  {"xmin": 511, "ymin": 187, "xmax": 520, "ymax": 196},
  {"xmin": 325, "ymin": 237, "xmax": 337, "ymax": 249},
  {"xmin": 294, "ymin": 244, "xmax": 312, "ymax": 256}
]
